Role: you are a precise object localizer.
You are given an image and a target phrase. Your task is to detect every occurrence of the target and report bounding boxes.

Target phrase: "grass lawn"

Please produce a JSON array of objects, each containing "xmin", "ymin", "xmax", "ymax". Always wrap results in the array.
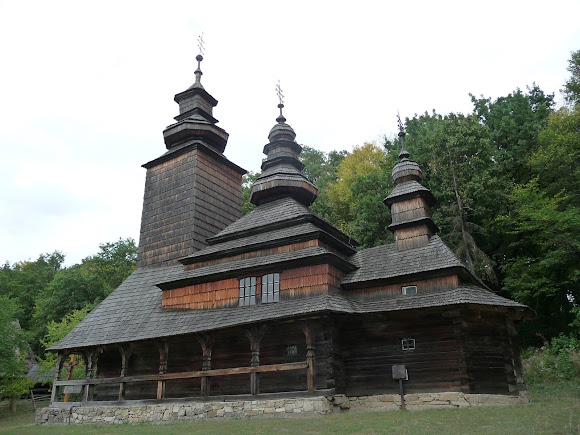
[{"xmin": 1, "ymin": 383, "xmax": 579, "ymax": 434}]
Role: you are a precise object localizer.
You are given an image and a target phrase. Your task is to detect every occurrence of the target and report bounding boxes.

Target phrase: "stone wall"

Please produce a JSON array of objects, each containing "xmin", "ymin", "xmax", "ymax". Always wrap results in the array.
[
  {"xmin": 36, "ymin": 396, "xmax": 331, "ymax": 425},
  {"xmin": 332, "ymin": 391, "xmax": 530, "ymax": 412},
  {"xmin": 36, "ymin": 392, "xmax": 530, "ymax": 425}
]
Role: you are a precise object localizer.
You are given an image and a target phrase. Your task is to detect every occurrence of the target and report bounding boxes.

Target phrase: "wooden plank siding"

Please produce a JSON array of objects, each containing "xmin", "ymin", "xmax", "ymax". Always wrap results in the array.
[
  {"xmin": 348, "ymin": 275, "xmax": 459, "ymax": 301},
  {"xmin": 390, "ymin": 197, "xmax": 432, "ymax": 224},
  {"xmin": 137, "ymin": 148, "xmax": 243, "ymax": 268},
  {"xmin": 163, "ymin": 264, "xmax": 344, "ymax": 309}
]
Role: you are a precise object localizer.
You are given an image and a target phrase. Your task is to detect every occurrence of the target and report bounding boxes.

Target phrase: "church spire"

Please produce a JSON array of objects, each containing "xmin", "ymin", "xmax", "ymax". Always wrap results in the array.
[
  {"xmin": 162, "ymin": 34, "xmax": 229, "ymax": 153},
  {"xmin": 249, "ymin": 82, "xmax": 318, "ymax": 206},
  {"xmin": 384, "ymin": 114, "xmax": 438, "ymax": 250}
]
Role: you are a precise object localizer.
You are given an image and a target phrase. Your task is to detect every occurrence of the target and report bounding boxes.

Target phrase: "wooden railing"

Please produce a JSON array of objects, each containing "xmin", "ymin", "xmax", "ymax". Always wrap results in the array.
[{"xmin": 52, "ymin": 361, "xmax": 309, "ymax": 403}]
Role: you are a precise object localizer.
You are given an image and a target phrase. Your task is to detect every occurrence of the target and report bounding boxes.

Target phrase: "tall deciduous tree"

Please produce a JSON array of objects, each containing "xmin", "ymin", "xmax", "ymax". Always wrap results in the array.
[{"xmin": 562, "ymin": 50, "xmax": 580, "ymax": 107}]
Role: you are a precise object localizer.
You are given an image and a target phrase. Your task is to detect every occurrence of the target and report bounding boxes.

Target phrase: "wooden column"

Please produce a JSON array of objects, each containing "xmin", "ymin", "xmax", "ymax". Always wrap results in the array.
[
  {"xmin": 302, "ymin": 321, "xmax": 316, "ymax": 392},
  {"xmin": 506, "ymin": 317, "xmax": 526, "ymax": 393},
  {"xmin": 157, "ymin": 340, "xmax": 168, "ymax": 400},
  {"xmin": 50, "ymin": 351, "xmax": 67, "ymax": 404},
  {"xmin": 245, "ymin": 325, "xmax": 266, "ymax": 395},
  {"xmin": 82, "ymin": 347, "xmax": 101, "ymax": 402},
  {"xmin": 118, "ymin": 344, "xmax": 133, "ymax": 401},
  {"xmin": 197, "ymin": 334, "xmax": 214, "ymax": 398}
]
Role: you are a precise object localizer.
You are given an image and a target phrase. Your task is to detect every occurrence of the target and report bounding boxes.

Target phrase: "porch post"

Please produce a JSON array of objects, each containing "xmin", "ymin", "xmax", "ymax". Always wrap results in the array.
[
  {"xmin": 82, "ymin": 347, "xmax": 101, "ymax": 402},
  {"xmin": 197, "ymin": 334, "xmax": 214, "ymax": 398},
  {"xmin": 50, "ymin": 351, "xmax": 67, "ymax": 404},
  {"xmin": 118, "ymin": 343, "xmax": 133, "ymax": 401},
  {"xmin": 157, "ymin": 340, "xmax": 168, "ymax": 400},
  {"xmin": 245, "ymin": 325, "xmax": 266, "ymax": 395},
  {"xmin": 302, "ymin": 321, "xmax": 316, "ymax": 392}
]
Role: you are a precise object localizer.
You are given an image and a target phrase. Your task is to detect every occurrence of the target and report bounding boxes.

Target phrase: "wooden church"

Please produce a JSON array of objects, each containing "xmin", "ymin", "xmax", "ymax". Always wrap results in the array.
[{"xmin": 49, "ymin": 52, "xmax": 533, "ymax": 407}]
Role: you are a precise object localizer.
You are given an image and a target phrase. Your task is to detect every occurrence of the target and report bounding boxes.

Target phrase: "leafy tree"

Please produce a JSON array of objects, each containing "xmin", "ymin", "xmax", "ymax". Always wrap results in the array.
[
  {"xmin": 0, "ymin": 252, "xmax": 65, "ymax": 332},
  {"xmin": 324, "ymin": 143, "xmax": 395, "ymax": 246},
  {"xmin": 40, "ymin": 307, "xmax": 91, "ymax": 381},
  {"xmin": 562, "ymin": 50, "xmax": 580, "ymax": 107},
  {"xmin": 0, "ymin": 296, "xmax": 34, "ymax": 412},
  {"xmin": 471, "ymin": 85, "xmax": 554, "ymax": 185},
  {"xmin": 403, "ymin": 112, "xmax": 500, "ymax": 284},
  {"xmin": 32, "ymin": 239, "xmax": 136, "ymax": 350},
  {"xmin": 241, "ymin": 171, "xmax": 259, "ymax": 216}
]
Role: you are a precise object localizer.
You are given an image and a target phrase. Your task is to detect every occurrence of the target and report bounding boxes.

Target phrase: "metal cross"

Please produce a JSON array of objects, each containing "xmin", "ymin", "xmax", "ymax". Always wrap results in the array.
[
  {"xmin": 197, "ymin": 32, "xmax": 205, "ymax": 56},
  {"xmin": 275, "ymin": 80, "xmax": 285, "ymax": 105},
  {"xmin": 397, "ymin": 111, "xmax": 404, "ymax": 133}
]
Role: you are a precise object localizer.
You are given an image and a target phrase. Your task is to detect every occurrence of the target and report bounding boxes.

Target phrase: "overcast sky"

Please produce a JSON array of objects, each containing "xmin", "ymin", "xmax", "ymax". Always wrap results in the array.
[{"xmin": 1, "ymin": 1, "xmax": 578, "ymax": 266}]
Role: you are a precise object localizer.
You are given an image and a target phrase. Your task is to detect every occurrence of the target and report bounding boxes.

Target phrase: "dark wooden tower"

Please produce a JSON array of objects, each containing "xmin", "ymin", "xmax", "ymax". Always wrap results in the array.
[{"xmin": 137, "ymin": 54, "xmax": 246, "ymax": 267}]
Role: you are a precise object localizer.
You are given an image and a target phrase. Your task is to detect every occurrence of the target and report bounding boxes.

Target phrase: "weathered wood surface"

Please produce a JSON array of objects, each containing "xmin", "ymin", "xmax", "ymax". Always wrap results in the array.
[
  {"xmin": 163, "ymin": 264, "xmax": 343, "ymax": 309},
  {"xmin": 137, "ymin": 147, "xmax": 243, "ymax": 268},
  {"xmin": 350, "ymin": 275, "xmax": 459, "ymax": 301},
  {"xmin": 391, "ymin": 197, "xmax": 432, "ymax": 224},
  {"xmin": 56, "ymin": 362, "xmax": 309, "ymax": 387}
]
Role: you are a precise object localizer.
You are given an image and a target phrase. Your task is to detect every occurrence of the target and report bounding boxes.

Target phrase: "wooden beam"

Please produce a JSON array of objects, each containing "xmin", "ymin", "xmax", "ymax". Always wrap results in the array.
[
  {"xmin": 196, "ymin": 334, "xmax": 214, "ymax": 398},
  {"xmin": 301, "ymin": 321, "xmax": 316, "ymax": 392},
  {"xmin": 118, "ymin": 344, "xmax": 133, "ymax": 401},
  {"xmin": 50, "ymin": 352, "xmax": 67, "ymax": 404},
  {"xmin": 54, "ymin": 361, "xmax": 309, "ymax": 387},
  {"xmin": 81, "ymin": 347, "xmax": 101, "ymax": 402},
  {"xmin": 245, "ymin": 325, "xmax": 266, "ymax": 395},
  {"xmin": 157, "ymin": 340, "xmax": 168, "ymax": 400}
]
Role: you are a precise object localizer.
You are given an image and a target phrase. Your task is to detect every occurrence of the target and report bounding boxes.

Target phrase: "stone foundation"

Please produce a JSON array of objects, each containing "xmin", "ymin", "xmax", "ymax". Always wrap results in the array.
[
  {"xmin": 331, "ymin": 391, "xmax": 530, "ymax": 412},
  {"xmin": 36, "ymin": 392, "xmax": 530, "ymax": 425}
]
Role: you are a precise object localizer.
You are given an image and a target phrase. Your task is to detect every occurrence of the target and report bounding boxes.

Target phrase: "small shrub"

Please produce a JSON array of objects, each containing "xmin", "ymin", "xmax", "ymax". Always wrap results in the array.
[{"xmin": 522, "ymin": 333, "xmax": 580, "ymax": 385}]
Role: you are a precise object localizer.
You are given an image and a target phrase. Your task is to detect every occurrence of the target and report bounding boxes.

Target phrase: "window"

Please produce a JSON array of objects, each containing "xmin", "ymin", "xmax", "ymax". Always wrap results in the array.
[
  {"xmin": 285, "ymin": 345, "xmax": 297, "ymax": 356},
  {"xmin": 262, "ymin": 273, "xmax": 280, "ymax": 304},
  {"xmin": 238, "ymin": 273, "xmax": 280, "ymax": 306},
  {"xmin": 401, "ymin": 338, "xmax": 416, "ymax": 351},
  {"xmin": 239, "ymin": 277, "xmax": 256, "ymax": 306},
  {"xmin": 402, "ymin": 285, "xmax": 417, "ymax": 295}
]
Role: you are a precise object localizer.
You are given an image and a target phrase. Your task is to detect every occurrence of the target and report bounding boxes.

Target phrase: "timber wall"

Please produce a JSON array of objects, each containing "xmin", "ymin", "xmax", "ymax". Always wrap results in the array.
[
  {"xmin": 137, "ymin": 148, "xmax": 242, "ymax": 268},
  {"xmin": 95, "ymin": 319, "xmax": 333, "ymax": 400},
  {"xmin": 163, "ymin": 264, "xmax": 343, "ymax": 309}
]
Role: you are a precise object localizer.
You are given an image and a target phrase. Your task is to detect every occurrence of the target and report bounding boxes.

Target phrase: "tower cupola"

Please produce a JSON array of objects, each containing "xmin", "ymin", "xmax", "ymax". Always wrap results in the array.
[
  {"xmin": 249, "ymin": 82, "xmax": 318, "ymax": 206},
  {"xmin": 384, "ymin": 116, "xmax": 438, "ymax": 250}
]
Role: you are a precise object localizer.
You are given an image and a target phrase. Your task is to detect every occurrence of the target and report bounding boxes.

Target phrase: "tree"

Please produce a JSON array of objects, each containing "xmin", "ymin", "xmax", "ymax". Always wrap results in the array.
[
  {"xmin": 562, "ymin": 50, "xmax": 580, "ymax": 107},
  {"xmin": 471, "ymin": 85, "xmax": 554, "ymax": 185},
  {"xmin": 0, "ymin": 296, "xmax": 34, "ymax": 412},
  {"xmin": 403, "ymin": 112, "xmax": 500, "ymax": 284},
  {"xmin": 32, "ymin": 239, "xmax": 137, "ymax": 350},
  {"xmin": 324, "ymin": 143, "xmax": 395, "ymax": 246},
  {"xmin": 241, "ymin": 171, "xmax": 260, "ymax": 216}
]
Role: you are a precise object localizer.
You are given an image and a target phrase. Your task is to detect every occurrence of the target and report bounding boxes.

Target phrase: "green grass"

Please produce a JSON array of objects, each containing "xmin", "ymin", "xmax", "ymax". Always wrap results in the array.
[{"xmin": 2, "ymin": 383, "xmax": 579, "ymax": 434}]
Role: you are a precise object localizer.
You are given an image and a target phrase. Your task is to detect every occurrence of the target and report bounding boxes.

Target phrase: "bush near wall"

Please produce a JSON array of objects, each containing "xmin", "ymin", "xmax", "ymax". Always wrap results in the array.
[{"xmin": 522, "ymin": 334, "xmax": 580, "ymax": 384}]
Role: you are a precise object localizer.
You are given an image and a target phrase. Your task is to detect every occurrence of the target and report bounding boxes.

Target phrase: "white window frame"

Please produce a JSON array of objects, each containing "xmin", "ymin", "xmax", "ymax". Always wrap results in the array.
[
  {"xmin": 401, "ymin": 338, "xmax": 416, "ymax": 351},
  {"xmin": 402, "ymin": 285, "xmax": 418, "ymax": 295}
]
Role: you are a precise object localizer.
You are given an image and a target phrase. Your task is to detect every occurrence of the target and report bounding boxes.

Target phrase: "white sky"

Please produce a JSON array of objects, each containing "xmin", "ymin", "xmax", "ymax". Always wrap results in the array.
[{"xmin": 1, "ymin": 0, "xmax": 578, "ymax": 266}]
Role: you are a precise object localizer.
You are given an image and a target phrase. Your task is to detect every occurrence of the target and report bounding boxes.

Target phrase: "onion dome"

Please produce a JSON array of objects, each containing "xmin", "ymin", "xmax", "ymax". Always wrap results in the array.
[{"xmin": 250, "ymin": 90, "xmax": 318, "ymax": 206}]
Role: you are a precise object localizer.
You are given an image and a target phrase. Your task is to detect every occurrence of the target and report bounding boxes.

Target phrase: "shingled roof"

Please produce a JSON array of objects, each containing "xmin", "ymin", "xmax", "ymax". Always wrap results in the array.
[
  {"xmin": 50, "ymin": 269, "xmax": 530, "ymax": 352},
  {"xmin": 207, "ymin": 197, "xmax": 357, "ymax": 247},
  {"xmin": 341, "ymin": 235, "xmax": 467, "ymax": 287}
]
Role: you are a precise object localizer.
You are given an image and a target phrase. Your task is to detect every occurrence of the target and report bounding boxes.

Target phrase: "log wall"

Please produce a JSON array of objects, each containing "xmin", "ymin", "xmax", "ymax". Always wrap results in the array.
[{"xmin": 95, "ymin": 318, "xmax": 333, "ymax": 400}]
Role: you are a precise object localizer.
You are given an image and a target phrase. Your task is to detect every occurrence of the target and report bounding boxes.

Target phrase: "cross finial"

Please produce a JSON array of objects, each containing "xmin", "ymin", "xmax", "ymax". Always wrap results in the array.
[
  {"xmin": 197, "ymin": 32, "xmax": 205, "ymax": 57},
  {"xmin": 275, "ymin": 80, "xmax": 285, "ymax": 105},
  {"xmin": 396, "ymin": 111, "xmax": 410, "ymax": 160},
  {"xmin": 275, "ymin": 80, "xmax": 286, "ymax": 123}
]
